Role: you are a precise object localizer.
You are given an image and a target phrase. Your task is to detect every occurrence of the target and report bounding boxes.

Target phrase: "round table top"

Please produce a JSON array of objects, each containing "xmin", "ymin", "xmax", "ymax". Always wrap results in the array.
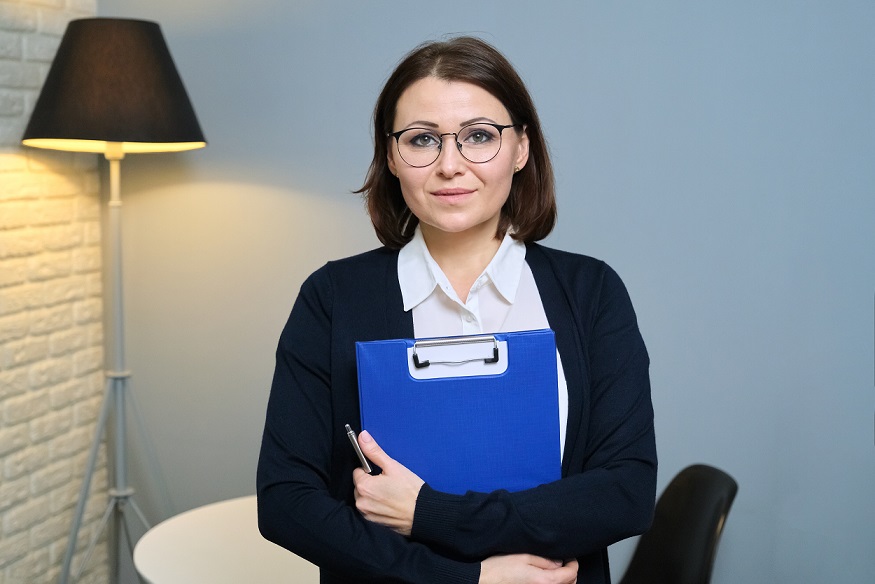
[{"xmin": 133, "ymin": 495, "xmax": 319, "ymax": 584}]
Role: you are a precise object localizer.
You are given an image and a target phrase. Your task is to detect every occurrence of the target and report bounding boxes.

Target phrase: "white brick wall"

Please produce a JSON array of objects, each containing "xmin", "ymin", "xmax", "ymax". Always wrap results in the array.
[{"xmin": 1, "ymin": 2, "xmax": 108, "ymax": 583}]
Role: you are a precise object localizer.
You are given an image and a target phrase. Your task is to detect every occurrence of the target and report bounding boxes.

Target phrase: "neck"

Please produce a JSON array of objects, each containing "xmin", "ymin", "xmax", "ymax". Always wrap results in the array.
[{"xmin": 420, "ymin": 223, "xmax": 503, "ymax": 302}]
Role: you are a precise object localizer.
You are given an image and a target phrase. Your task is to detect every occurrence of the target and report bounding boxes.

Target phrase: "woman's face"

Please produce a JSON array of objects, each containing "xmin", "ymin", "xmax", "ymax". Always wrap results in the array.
[{"xmin": 387, "ymin": 77, "xmax": 529, "ymax": 243}]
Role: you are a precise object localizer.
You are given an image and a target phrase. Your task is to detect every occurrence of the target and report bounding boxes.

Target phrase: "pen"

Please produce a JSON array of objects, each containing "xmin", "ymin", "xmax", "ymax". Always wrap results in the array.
[{"xmin": 345, "ymin": 424, "xmax": 373, "ymax": 474}]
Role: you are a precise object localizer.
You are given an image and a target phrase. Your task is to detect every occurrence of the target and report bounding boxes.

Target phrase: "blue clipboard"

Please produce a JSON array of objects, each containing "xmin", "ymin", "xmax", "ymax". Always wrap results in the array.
[{"xmin": 356, "ymin": 328, "xmax": 560, "ymax": 495}]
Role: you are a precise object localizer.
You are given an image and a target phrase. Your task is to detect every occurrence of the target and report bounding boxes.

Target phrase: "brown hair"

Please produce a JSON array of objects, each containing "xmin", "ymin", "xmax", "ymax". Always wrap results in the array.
[{"xmin": 356, "ymin": 36, "xmax": 556, "ymax": 249}]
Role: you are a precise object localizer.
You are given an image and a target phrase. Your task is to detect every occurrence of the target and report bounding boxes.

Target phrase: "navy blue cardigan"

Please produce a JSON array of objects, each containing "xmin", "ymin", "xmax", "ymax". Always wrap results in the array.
[{"xmin": 257, "ymin": 243, "xmax": 656, "ymax": 584}]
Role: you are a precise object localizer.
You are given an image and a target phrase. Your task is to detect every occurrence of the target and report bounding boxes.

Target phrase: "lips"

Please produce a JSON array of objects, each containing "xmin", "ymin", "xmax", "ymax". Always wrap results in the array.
[{"xmin": 432, "ymin": 188, "xmax": 474, "ymax": 197}]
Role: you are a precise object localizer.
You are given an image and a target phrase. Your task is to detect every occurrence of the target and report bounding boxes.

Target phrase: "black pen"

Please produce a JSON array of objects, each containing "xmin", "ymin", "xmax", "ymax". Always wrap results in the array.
[{"xmin": 345, "ymin": 424, "xmax": 373, "ymax": 474}]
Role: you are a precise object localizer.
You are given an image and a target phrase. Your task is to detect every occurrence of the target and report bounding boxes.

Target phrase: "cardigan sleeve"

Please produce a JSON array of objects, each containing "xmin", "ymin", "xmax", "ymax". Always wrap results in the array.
[
  {"xmin": 256, "ymin": 267, "xmax": 480, "ymax": 583},
  {"xmin": 409, "ymin": 261, "xmax": 657, "ymax": 560}
]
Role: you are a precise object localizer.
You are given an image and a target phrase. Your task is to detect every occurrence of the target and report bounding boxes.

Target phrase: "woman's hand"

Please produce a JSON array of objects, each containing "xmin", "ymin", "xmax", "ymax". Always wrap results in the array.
[
  {"xmin": 480, "ymin": 555, "xmax": 578, "ymax": 584},
  {"xmin": 352, "ymin": 430, "xmax": 425, "ymax": 536}
]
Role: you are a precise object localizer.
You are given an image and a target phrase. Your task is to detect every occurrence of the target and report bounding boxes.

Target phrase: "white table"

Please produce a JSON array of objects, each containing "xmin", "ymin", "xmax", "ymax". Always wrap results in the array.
[{"xmin": 133, "ymin": 495, "xmax": 319, "ymax": 583}]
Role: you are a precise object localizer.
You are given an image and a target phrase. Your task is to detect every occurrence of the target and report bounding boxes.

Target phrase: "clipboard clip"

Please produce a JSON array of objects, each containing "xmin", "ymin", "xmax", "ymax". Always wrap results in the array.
[{"xmin": 412, "ymin": 335, "xmax": 500, "ymax": 369}]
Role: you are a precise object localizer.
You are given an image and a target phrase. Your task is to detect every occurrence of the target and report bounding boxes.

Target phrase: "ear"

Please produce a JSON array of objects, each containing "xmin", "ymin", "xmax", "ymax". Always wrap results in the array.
[
  {"xmin": 387, "ymin": 142, "xmax": 398, "ymax": 176},
  {"xmin": 513, "ymin": 126, "xmax": 530, "ymax": 172}
]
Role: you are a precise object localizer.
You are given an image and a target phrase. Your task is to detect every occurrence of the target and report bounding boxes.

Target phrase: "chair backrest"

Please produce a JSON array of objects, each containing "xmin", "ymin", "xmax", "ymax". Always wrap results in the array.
[{"xmin": 619, "ymin": 464, "xmax": 738, "ymax": 584}]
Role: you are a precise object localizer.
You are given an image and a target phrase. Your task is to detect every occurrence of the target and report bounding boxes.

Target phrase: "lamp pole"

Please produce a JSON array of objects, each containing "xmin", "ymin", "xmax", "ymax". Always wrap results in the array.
[{"xmin": 59, "ymin": 145, "xmax": 150, "ymax": 584}]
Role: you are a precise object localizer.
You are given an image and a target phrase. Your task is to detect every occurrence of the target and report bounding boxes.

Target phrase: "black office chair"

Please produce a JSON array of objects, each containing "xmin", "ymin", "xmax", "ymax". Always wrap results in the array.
[{"xmin": 619, "ymin": 464, "xmax": 738, "ymax": 584}]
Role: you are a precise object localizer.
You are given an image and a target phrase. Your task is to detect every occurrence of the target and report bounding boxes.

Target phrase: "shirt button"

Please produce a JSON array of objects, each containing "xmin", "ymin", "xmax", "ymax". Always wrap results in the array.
[{"xmin": 464, "ymin": 314, "xmax": 474, "ymax": 323}]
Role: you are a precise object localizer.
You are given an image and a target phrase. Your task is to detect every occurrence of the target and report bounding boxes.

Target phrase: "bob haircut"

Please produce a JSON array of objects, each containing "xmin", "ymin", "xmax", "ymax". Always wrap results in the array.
[{"xmin": 357, "ymin": 36, "xmax": 556, "ymax": 249}]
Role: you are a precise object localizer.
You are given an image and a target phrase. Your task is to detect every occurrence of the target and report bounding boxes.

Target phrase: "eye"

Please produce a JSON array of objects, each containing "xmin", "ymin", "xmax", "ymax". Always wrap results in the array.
[
  {"xmin": 461, "ymin": 125, "xmax": 498, "ymax": 145},
  {"xmin": 405, "ymin": 130, "xmax": 440, "ymax": 148}
]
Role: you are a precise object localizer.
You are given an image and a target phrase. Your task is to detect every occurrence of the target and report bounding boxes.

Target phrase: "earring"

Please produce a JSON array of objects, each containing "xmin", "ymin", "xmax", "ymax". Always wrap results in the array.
[{"xmin": 513, "ymin": 166, "xmax": 520, "ymax": 174}]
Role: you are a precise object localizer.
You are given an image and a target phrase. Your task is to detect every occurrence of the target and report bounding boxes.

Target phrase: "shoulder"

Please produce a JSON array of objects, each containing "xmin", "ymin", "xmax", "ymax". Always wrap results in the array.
[
  {"xmin": 319, "ymin": 246, "xmax": 398, "ymax": 273},
  {"xmin": 525, "ymin": 242, "xmax": 638, "ymax": 323},
  {"xmin": 526, "ymin": 242, "xmax": 622, "ymax": 289},
  {"xmin": 295, "ymin": 247, "xmax": 401, "ymax": 324},
  {"xmin": 526, "ymin": 242, "xmax": 604, "ymax": 268},
  {"xmin": 326, "ymin": 246, "xmax": 399, "ymax": 268},
  {"xmin": 305, "ymin": 247, "xmax": 398, "ymax": 289}
]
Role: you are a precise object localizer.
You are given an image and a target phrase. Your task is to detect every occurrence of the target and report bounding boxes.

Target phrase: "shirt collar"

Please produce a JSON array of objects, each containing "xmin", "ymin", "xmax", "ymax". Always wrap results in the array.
[
  {"xmin": 397, "ymin": 226, "xmax": 526, "ymax": 311},
  {"xmin": 485, "ymin": 232, "xmax": 526, "ymax": 303},
  {"xmin": 398, "ymin": 227, "xmax": 438, "ymax": 311}
]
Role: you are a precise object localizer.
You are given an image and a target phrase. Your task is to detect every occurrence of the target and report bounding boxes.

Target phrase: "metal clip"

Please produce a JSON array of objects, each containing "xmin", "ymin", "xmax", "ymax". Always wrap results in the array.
[{"xmin": 411, "ymin": 335, "xmax": 500, "ymax": 369}]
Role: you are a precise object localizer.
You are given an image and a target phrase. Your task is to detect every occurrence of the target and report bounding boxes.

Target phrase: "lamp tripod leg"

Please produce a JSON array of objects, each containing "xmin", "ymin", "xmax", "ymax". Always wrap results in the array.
[
  {"xmin": 72, "ymin": 497, "xmax": 115, "ymax": 581},
  {"xmin": 119, "ymin": 507, "xmax": 147, "ymax": 584},
  {"xmin": 126, "ymin": 498, "xmax": 150, "ymax": 533},
  {"xmin": 58, "ymin": 379, "xmax": 113, "ymax": 584},
  {"xmin": 71, "ymin": 493, "xmax": 147, "ymax": 584},
  {"xmin": 58, "ymin": 372, "xmax": 151, "ymax": 584}
]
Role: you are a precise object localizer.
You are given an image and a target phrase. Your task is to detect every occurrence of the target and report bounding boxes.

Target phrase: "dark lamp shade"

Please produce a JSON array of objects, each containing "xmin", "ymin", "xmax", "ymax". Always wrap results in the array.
[{"xmin": 22, "ymin": 18, "xmax": 206, "ymax": 154}]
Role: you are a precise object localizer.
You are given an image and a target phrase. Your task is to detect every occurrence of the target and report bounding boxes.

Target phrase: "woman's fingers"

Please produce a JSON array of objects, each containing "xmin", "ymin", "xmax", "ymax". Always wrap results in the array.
[{"xmin": 352, "ymin": 431, "xmax": 424, "ymax": 536}]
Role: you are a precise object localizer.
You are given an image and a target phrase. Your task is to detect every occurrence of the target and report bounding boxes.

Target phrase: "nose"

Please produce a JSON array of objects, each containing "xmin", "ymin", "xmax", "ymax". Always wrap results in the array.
[{"xmin": 435, "ymin": 132, "xmax": 465, "ymax": 173}]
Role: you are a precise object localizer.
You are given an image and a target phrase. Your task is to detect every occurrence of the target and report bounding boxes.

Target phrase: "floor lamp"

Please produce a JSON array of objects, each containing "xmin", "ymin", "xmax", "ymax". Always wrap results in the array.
[{"xmin": 21, "ymin": 18, "xmax": 206, "ymax": 584}]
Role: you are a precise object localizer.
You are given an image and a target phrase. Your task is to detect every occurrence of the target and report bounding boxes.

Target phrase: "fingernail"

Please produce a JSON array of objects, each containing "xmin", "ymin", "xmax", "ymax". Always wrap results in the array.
[{"xmin": 359, "ymin": 430, "xmax": 372, "ymax": 442}]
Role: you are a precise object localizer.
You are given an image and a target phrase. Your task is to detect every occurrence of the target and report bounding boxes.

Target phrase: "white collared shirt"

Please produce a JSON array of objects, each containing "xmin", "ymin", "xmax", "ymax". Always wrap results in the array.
[{"xmin": 398, "ymin": 227, "xmax": 569, "ymax": 457}]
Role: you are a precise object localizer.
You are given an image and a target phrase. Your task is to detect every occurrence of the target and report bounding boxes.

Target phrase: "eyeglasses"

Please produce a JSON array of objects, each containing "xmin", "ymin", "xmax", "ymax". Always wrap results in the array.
[{"xmin": 388, "ymin": 122, "xmax": 521, "ymax": 168}]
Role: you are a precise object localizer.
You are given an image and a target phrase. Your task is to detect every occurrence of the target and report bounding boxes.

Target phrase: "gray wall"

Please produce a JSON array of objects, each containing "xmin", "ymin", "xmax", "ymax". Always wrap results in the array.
[{"xmin": 97, "ymin": 1, "xmax": 875, "ymax": 582}]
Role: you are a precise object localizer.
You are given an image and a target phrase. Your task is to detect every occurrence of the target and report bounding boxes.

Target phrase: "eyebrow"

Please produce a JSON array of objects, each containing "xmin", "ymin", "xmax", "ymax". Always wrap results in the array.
[
  {"xmin": 460, "ymin": 116, "xmax": 499, "ymax": 127},
  {"xmin": 400, "ymin": 116, "xmax": 501, "ymax": 130}
]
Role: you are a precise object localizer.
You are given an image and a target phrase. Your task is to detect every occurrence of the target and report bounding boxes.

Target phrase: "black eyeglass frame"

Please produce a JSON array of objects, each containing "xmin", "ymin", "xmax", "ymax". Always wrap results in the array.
[{"xmin": 388, "ymin": 122, "xmax": 522, "ymax": 168}]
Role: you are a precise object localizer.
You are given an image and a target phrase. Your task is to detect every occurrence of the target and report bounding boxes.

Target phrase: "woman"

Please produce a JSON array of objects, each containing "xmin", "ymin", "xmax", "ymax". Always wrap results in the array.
[{"xmin": 257, "ymin": 36, "xmax": 656, "ymax": 584}]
